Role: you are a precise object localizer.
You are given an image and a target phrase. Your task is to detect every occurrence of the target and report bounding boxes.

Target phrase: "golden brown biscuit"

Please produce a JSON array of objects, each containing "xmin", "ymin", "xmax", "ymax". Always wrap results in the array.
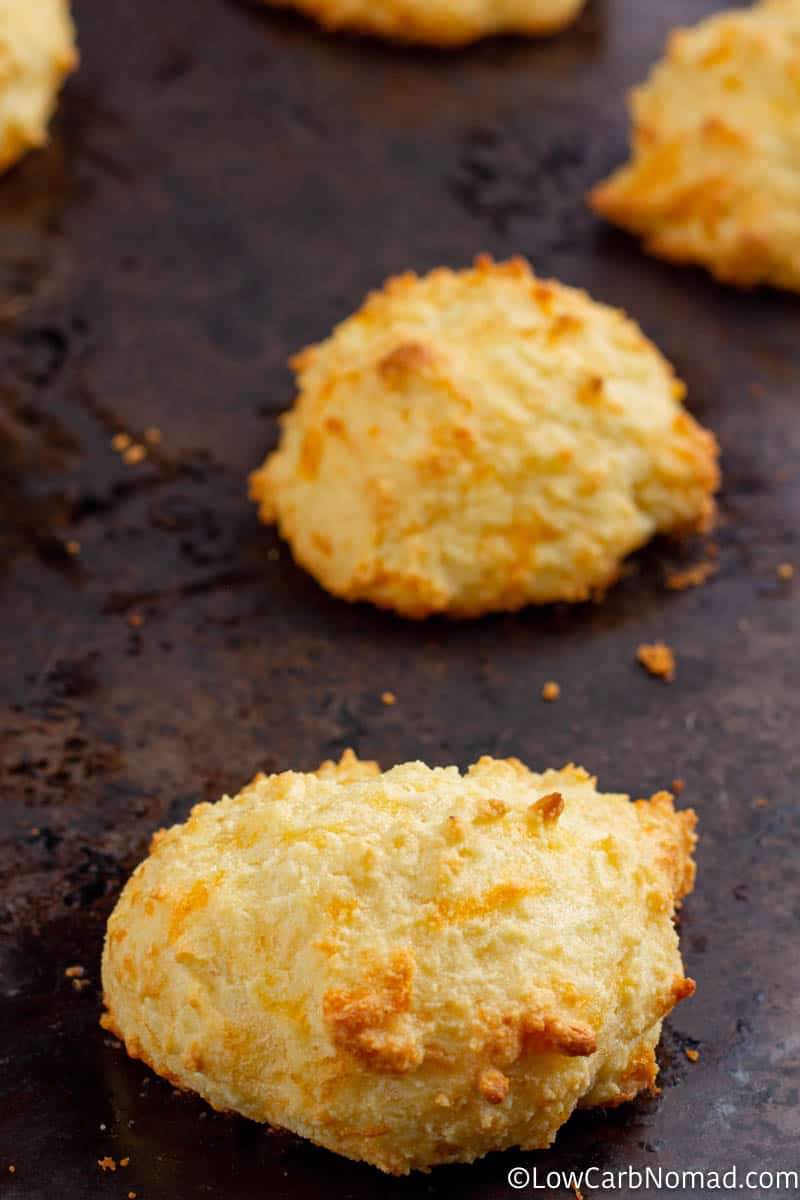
[
  {"xmin": 250, "ymin": 256, "xmax": 719, "ymax": 618},
  {"xmin": 261, "ymin": 0, "xmax": 585, "ymax": 46},
  {"xmin": 590, "ymin": 0, "xmax": 800, "ymax": 292},
  {"xmin": 102, "ymin": 751, "xmax": 697, "ymax": 1174},
  {"xmin": 0, "ymin": 0, "xmax": 77, "ymax": 174}
]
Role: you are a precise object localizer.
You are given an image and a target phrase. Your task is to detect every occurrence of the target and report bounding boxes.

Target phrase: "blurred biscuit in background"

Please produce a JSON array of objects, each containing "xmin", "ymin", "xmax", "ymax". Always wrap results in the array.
[
  {"xmin": 260, "ymin": 0, "xmax": 585, "ymax": 46},
  {"xmin": 0, "ymin": 0, "xmax": 77, "ymax": 174},
  {"xmin": 590, "ymin": 0, "xmax": 800, "ymax": 293}
]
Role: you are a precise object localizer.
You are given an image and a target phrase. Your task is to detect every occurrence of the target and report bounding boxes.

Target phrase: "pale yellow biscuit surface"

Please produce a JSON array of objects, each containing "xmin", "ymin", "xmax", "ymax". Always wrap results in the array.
[
  {"xmin": 590, "ymin": 0, "xmax": 800, "ymax": 292},
  {"xmin": 262, "ymin": 0, "xmax": 584, "ymax": 45},
  {"xmin": 0, "ymin": 0, "xmax": 77, "ymax": 173},
  {"xmin": 102, "ymin": 751, "xmax": 697, "ymax": 1174},
  {"xmin": 250, "ymin": 257, "xmax": 719, "ymax": 618}
]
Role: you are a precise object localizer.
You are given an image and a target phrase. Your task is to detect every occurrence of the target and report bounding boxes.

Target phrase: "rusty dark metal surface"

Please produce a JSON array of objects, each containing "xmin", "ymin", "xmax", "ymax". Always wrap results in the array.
[{"xmin": 1, "ymin": 0, "xmax": 799, "ymax": 1195}]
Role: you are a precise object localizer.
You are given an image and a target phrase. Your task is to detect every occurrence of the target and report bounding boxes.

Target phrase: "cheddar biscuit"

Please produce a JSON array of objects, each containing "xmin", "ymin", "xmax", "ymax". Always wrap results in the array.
[
  {"xmin": 590, "ymin": 0, "xmax": 800, "ymax": 292},
  {"xmin": 102, "ymin": 751, "xmax": 697, "ymax": 1174},
  {"xmin": 250, "ymin": 257, "xmax": 719, "ymax": 618},
  {"xmin": 0, "ymin": 0, "xmax": 77, "ymax": 173},
  {"xmin": 262, "ymin": 0, "xmax": 585, "ymax": 46}
]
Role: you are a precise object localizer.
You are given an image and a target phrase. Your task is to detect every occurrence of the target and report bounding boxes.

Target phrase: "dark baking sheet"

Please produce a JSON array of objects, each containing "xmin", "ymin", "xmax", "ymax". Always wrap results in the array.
[{"xmin": 1, "ymin": 0, "xmax": 799, "ymax": 1196}]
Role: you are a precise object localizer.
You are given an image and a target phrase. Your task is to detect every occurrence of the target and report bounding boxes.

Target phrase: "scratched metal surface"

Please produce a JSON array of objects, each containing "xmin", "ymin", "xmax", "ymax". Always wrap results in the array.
[{"xmin": 1, "ymin": 0, "xmax": 799, "ymax": 1196}]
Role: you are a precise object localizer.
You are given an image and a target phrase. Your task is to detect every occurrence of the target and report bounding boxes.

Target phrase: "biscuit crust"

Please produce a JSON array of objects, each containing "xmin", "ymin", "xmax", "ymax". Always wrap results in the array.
[
  {"xmin": 590, "ymin": 0, "xmax": 800, "ymax": 292},
  {"xmin": 261, "ymin": 0, "xmax": 585, "ymax": 46},
  {"xmin": 102, "ymin": 752, "xmax": 697, "ymax": 1174},
  {"xmin": 0, "ymin": 0, "xmax": 77, "ymax": 173},
  {"xmin": 250, "ymin": 256, "xmax": 719, "ymax": 618}
]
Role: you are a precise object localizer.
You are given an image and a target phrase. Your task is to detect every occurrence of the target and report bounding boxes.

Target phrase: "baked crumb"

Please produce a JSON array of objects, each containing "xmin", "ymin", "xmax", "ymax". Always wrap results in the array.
[
  {"xmin": 98, "ymin": 1157, "xmax": 116, "ymax": 1172},
  {"xmin": 120, "ymin": 1157, "xmax": 130, "ymax": 1167},
  {"xmin": 573, "ymin": 1187, "xmax": 584, "ymax": 1200},
  {"xmin": 129, "ymin": 1193, "xmax": 137, "ymax": 1199},
  {"xmin": 64, "ymin": 965, "xmax": 84, "ymax": 978},
  {"xmin": 144, "ymin": 427, "xmax": 162, "ymax": 445},
  {"xmin": 666, "ymin": 560, "xmax": 716, "ymax": 590},
  {"xmin": 72, "ymin": 977, "xmax": 90, "ymax": 992},
  {"xmin": 777, "ymin": 562, "xmax": 794, "ymax": 580},
  {"xmin": 636, "ymin": 642, "xmax": 675, "ymax": 683},
  {"xmin": 111, "ymin": 432, "xmax": 132, "ymax": 452},
  {"xmin": 127, "ymin": 613, "xmax": 144, "ymax": 629},
  {"xmin": 381, "ymin": 691, "xmax": 397, "ymax": 707},
  {"xmin": 8, "ymin": 1165, "xmax": 15, "ymax": 1174},
  {"xmin": 541, "ymin": 681, "xmax": 561, "ymax": 702},
  {"xmin": 685, "ymin": 1048, "xmax": 699, "ymax": 1063},
  {"xmin": 479, "ymin": 1067, "xmax": 509, "ymax": 1104},
  {"xmin": 754, "ymin": 796, "xmax": 769, "ymax": 809},
  {"xmin": 672, "ymin": 779, "xmax": 684, "ymax": 795},
  {"xmin": 65, "ymin": 539, "xmax": 81, "ymax": 556},
  {"xmin": 123, "ymin": 444, "xmax": 147, "ymax": 466}
]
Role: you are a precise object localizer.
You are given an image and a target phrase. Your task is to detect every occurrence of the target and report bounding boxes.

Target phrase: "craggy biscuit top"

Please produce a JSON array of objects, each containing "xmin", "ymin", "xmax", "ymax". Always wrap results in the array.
[
  {"xmin": 590, "ymin": 0, "xmax": 800, "ymax": 292},
  {"xmin": 261, "ymin": 0, "xmax": 585, "ymax": 46},
  {"xmin": 0, "ymin": 0, "xmax": 77, "ymax": 173},
  {"xmin": 251, "ymin": 256, "xmax": 719, "ymax": 617},
  {"xmin": 102, "ymin": 751, "xmax": 697, "ymax": 1174}
]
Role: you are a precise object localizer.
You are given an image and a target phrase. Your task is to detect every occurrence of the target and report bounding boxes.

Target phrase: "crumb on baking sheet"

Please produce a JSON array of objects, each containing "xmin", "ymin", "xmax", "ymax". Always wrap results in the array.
[
  {"xmin": 111, "ymin": 432, "xmax": 132, "ymax": 452},
  {"xmin": 777, "ymin": 562, "xmax": 794, "ymax": 580},
  {"xmin": 98, "ymin": 1157, "xmax": 116, "ymax": 1172},
  {"xmin": 8, "ymin": 1165, "xmax": 15, "ymax": 1174},
  {"xmin": 636, "ymin": 642, "xmax": 675, "ymax": 683},
  {"xmin": 685, "ymin": 1048, "xmax": 699, "ymax": 1063},
  {"xmin": 672, "ymin": 778, "xmax": 684, "ymax": 794},
  {"xmin": 127, "ymin": 613, "xmax": 144, "ymax": 629},
  {"xmin": 144, "ymin": 427, "xmax": 162, "ymax": 445},
  {"xmin": 65, "ymin": 539, "xmax": 81, "ymax": 556},
  {"xmin": 129, "ymin": 1193, "xmax": 137, "ymax": 1199},
  {"xmin": 123, "ymin": 444, "xmax": 147, "ymax": 466},
  {"xmin": 542, "ymin": 681, "xmax": 561, "ymax": 702},
  {"xmin": 381, "ymin": 691, "xmax": 397, "ymax": 706},
  {"xmin": 64, "ymin": 965, "xmax": 84, "ymax": 978},
  {"xmin": 754, "ymin": 796, "xmax": 769, "ymax": 809},
  {"xmin": 120, "ymin": 1157, "xmax": 130, "ymax": 1167},
  {"xmin": 665, "ymin": 558, "xmax": 717, "ymax": 591}
]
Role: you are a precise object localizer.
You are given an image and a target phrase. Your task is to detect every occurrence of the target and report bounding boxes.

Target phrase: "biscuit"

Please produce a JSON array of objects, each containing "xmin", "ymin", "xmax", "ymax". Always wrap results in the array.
[
  {"xmin": 0, "ymin": 0, "xmax": 77, "ymax": 174},
  {"xmin": 261, "ymin": 0, "xmax": 585, "ymax": 46},
  {"xmin": 102, "ymin": 751, "xmax": 697, "ymax": 1174},
  {"xmin": 589, "ymin": 0, "xmax": 800, "ymax": 292},
  {"xmin": 250, "ymin": 257, "xmax": 719, "ymax": 618}
]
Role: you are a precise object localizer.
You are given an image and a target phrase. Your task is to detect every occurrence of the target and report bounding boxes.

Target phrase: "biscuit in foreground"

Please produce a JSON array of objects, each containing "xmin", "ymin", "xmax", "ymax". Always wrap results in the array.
[
  {"xmin": 250, "ymin": 256, "xmax": 719, "ymax": 618},
  {"xmin": 102, "ymin": 751, "xmax": 697, "ymax": 1174},
  {"xmin": 589, "ymin": 0, "xmax": 800, "ymax": 293},
  {"xmin": 0, "ymin": 0, "xmax": 77, "ymax": 174},
  {"xmin": 260, "ymin": 0, "xmax": 585, "ymax": 46}
]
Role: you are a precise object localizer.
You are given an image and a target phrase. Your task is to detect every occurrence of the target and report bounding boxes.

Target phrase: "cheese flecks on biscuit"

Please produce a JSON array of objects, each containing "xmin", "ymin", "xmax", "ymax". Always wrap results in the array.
[
  {"xmin": 250, "ymin": 257, "xmax": 719, "ymax": 618},
  {"xmin": 590, "ymin": 0, "xmax": 800, "ymax": 293},
  {"xmin": 102, "ymin": 752, "xmax": 697, "ymax": 1174},
  {"xmin": 0, "ymin": 0, "xmax": 77, "ymax": 173},
  {"xmin": 261, "ymin": 0, "xmax": 585, "ymax": 46}
]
